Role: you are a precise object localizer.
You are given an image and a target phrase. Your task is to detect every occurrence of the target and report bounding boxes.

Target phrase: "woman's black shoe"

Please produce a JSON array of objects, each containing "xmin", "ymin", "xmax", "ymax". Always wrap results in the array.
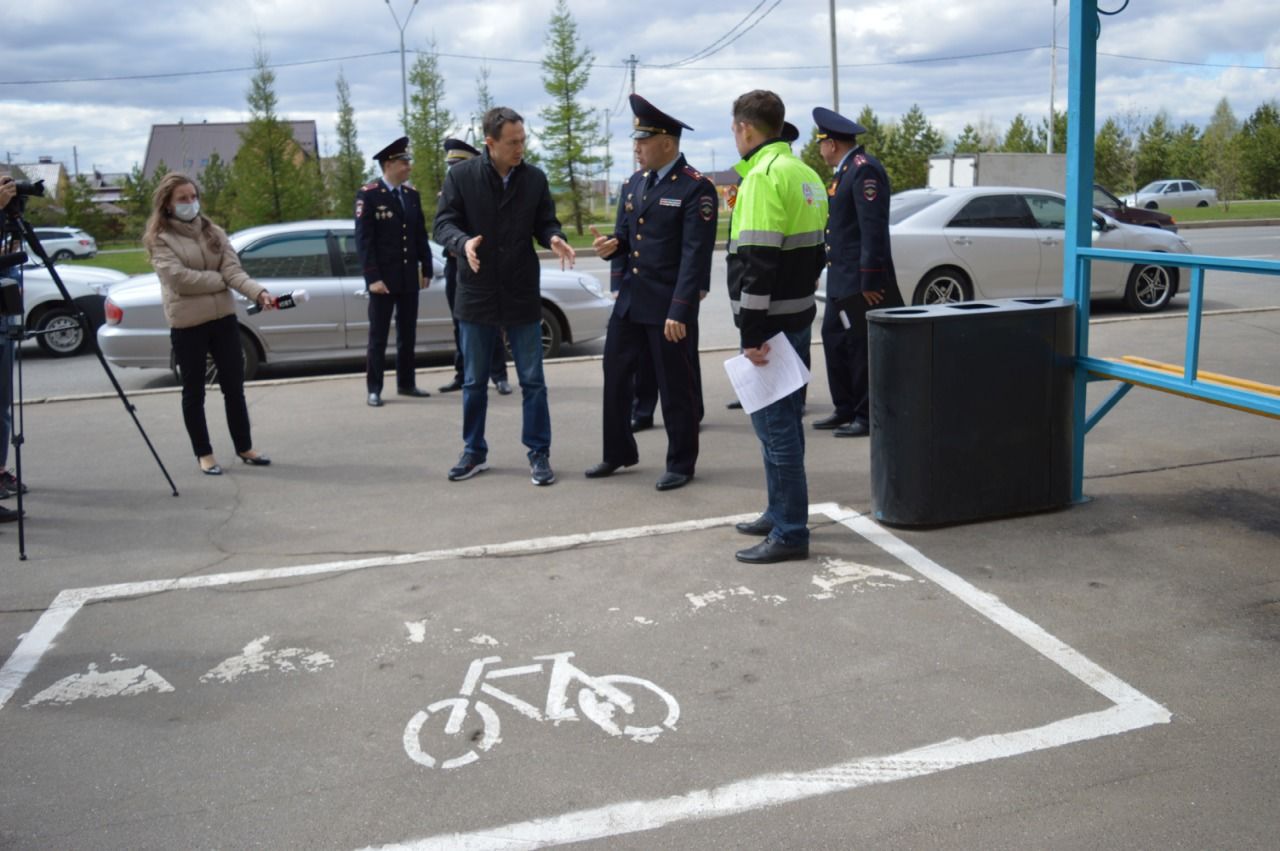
[{"xmin": 238, "ymin": 453, "xmax": 272, "ymax": 466}]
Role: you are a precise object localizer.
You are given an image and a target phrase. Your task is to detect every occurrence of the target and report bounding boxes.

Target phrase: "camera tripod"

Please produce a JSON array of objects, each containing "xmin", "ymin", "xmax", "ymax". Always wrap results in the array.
[{"xmin": 2, "ymin": 208, "xmax": 178, "ymax": 561}]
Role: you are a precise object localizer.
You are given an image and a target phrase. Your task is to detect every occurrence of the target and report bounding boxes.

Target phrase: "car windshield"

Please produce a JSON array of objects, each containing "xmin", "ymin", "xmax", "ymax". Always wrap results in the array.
[{"xmin": 889, "ymin": 192, "xmax": 945, "ymax": 224}]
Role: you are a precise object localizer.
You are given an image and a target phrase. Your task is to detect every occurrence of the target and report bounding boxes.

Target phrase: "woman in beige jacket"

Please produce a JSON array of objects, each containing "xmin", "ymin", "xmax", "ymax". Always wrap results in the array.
[{"xmin": 144, "ymin": 173, "xmax": 275, "ymax": 475}]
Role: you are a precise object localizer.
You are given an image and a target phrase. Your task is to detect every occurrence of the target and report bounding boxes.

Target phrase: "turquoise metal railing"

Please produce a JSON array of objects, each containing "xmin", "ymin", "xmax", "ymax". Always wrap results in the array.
[{"xmin": 1064, "ymin": 0, "xmax": 1279, "ymax": 503}]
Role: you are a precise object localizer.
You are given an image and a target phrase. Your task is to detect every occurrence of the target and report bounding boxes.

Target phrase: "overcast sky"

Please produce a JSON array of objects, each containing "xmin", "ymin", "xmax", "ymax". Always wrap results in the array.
[{"xmin": 5, "ymin": 0, "xmax": 1280, "ymax": 181}]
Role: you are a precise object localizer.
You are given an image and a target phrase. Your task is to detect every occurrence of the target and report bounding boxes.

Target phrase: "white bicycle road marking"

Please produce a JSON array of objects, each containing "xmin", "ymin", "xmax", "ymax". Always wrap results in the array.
[
  {"xmin": 199, "ymin": 636, "xmax": 334, "ymax": 683},
  {"xmin": 404, "ymin": 651, "xmax": 679, "ymax": 770},
  {"xmin": 25, "ymin": 662, "xmax": 174, "ymax": 708}
]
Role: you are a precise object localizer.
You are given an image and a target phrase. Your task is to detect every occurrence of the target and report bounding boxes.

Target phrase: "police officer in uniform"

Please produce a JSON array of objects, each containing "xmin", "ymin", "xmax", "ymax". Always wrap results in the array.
[
  {"xmin": 437, "ymin": 138, "xmax": 512, "ymax": 396},
  {"xmin": 811, "ymin": 107, "xmax": 903, "ymax": 436},
  {"xmin": 586, "ymin": 94, "xmax": 717, "ymax": 491},
  {"xmin": 354, "ymin": 136, "xmax": 433, "ymax": 407}
]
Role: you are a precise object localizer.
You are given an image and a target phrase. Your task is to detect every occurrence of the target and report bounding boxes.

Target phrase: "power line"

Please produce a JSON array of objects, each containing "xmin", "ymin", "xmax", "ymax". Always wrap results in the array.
[
  {"xmin": 0, "ymin": 50, "xmax": 399, "ymax": 85},
  {"xmin": 656, "ymin": 1, "xmax": 770, "ymax": 68}
]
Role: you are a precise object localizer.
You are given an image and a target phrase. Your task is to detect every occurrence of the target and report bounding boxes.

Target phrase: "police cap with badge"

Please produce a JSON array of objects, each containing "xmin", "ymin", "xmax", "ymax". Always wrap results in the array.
[
  {"xmin": 372, "ymin": 136, "xmax": 412, "ymax": 165},
  {"xmin": 812, "ymin": 107, "xmax": 867, "ymax": 142},
  {"xmin": 629, "ymin": 93, "xmax": 694, "ymax": 139},
  {"xmin": 443, "ymin": 138, "xmax": 479, "ymax": 165}
]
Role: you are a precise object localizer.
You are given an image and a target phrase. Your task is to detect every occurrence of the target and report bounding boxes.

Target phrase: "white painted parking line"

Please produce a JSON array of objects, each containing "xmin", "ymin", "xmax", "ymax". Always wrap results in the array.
[
  {"xmin": 0, "ymin": 504, "xmax": 1171, "ymax": 849},
  {"xmin": 361, "ymin": 504, "xmax": 1171, "ymax": 850}
]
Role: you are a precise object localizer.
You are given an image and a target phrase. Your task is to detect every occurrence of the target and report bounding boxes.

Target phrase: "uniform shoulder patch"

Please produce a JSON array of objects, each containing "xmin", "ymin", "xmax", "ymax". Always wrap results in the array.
[
  {"xmin": 853, "ymin": 154, "xmax": 868, "ymax": 168},
  {"xmin": 361, "ymin": 181, "xmax": 380, "ymax": 191},
  {"xmin": 699, "ymin": 193, "xmax": 716, "ymax": 222},
  {"xmin": 682, "ymin": 165, "xmax": 705, "ymax": 182}
]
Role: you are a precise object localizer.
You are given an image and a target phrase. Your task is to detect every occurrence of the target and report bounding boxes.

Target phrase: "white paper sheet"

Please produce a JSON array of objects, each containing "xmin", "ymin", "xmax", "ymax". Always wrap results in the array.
[{"xmin": 723, "ymin": 332, "xmax": 811, "ymax": 415}]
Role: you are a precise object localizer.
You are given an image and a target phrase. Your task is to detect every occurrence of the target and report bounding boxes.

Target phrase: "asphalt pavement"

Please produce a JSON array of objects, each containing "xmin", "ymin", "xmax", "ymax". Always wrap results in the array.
[{"xmin": 0, "ymin": 304, "xmax": 1276, "ymax": 849}]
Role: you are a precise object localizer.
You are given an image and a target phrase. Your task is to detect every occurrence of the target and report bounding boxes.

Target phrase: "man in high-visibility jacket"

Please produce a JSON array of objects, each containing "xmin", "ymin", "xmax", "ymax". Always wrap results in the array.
[{"xmin": 726, "ymin": 89, "xmax": 829, "ymax": 564}]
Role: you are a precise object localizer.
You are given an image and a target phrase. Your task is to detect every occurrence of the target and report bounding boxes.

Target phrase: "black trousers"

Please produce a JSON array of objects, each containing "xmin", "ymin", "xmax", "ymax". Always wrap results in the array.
[
  {"xmin": 632, "ymin": 321, "xmax": 704, "ymax": 423},
  {"xmin": 170, "ymin": 314, "xmax": 252, "ymax": 457},
  {"xmin": 445, "ymin": 268, "xmax": 507, "ymax": 384},
  {"xmin": 834, "ymin": 287, "xmax": 904, "ymax": 422},
  {"xmin": 366, "ymin": 287, "xmax": 420, "ymax": 394},
  {"xmin": 821, "ymin": 301, "xmax": 857, "ymax": 420},
  {"xmin": 603, "ymin": 314, "xmax": 699, "ymax": 475}
]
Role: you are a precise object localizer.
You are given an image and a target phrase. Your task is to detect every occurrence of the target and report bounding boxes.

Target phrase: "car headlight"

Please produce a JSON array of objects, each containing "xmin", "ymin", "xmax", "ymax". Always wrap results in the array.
[{"xmin": 578, "ymin": 274, "xmax": 605, "ymax": 298}]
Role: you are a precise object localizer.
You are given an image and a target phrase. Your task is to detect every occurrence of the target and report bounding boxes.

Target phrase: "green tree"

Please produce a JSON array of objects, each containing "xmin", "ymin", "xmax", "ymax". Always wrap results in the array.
[
  {"xmin": 953, "ymin": 123, "xmax": 989, "ymax": 154},
  {"xmin": 405, "ymin": 44, "xmax": 453, "ymax": 203},
  {"xmin": 1134, "ymin": 111, "xmax": 1174, "ymax": 187},
  {"xmin": 879, "ymin": 104, "xmax": 944, "ymax": 190},
  {"xmin": 473, "ymin": 64, "xmax": 495, "ymax": 141},
  {"xmin": 539, "ymin": 0, "xmax": 605, "ymax": 235},
  {"xmin": 854, "ymin": 106, "xmax": 886, "ymax": 155},
  {"xmin": 1036, "ymin": 110, "xmax": 1068, "ymax": 154},
  {"xmin": 1001, "ymin": 114, "xmax": 1039, "ymax": 152},
  {"xmin": 1166, "ymin": 121, "xmax": 1205, "ymax": 182},
  {"xmin": 120, "ymin": 161, "xmax": 168, "ymax": 238},
  {"xmin": 327, "ymin": 70, "xmax": 368, "ymax": 216},
  {"xmin": 1238, "ymin": 100, "xmax": 1280, "ymax": 198},
  {"xmin": 199, "ymin": 152, "xmax": 234, "ymax": 229},
  {"xmin": 230, "ymin": 46, "xmax": 323, "ymax": 228},
  {"xmin": 1202, "ymin": 98, "xmax": 1243, "ymax": 208},
  {"xmin": 1093, "ymin": 117, "xmax": 1132, "ymax": 192},
  {"xmin": 800, "ymin": 126, "xmax": 833, "ymax": 185},
  {"xmin": 60, "ymin": 174, "xmax": 109, "ymax": 238}
]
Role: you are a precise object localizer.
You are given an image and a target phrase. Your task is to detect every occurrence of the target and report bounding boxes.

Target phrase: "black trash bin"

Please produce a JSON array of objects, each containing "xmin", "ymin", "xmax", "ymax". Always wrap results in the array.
[{"xmin": 867, "ymin": 297, "xmax": 1075, "ymax": 526}]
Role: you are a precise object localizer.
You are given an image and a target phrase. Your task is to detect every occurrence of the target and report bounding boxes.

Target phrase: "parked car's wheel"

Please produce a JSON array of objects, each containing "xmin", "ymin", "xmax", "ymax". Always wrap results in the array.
[
  {"xmin": 912, "ymin": 267, "xmax": 972, "ymax": 305},
  {"xmin": 33, "ymin": 306, "xmax": 89, "ymax": 356},
  {"xmin": 52, "ymin": 249, "xmax": 74, "ymax": 261},
  {"xmin": 1124, "ymin": 262, "xmax": 1177, "ymax": 313},
  {"xmin": 540, "ymin": 303, "xmax": 563, "ymax": 359},
  {"xmin": 1196, "ymin": 200, "xmax": 1210, "ymax": 208},
  {"xmin": 1144, "ymin": 201, "xmax": 1159, "ymax": 210},
  {"xmin": 170, "ymin": 328, "xmax": 260, "ymax": 385}
]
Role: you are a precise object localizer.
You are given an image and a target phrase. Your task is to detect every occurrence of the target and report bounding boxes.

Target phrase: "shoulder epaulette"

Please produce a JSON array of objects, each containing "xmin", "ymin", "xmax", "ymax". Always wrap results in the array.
[
  {"xmin": 361, "ymin": 181, "xmax": 380, "ymax": 191},
  {"xmin": 682, "ymin": 165, "xmax": 705, "ymax": 182},
  {"xmin": 852, "ymin": 154, "xmax": 869, "ymax": 168}
]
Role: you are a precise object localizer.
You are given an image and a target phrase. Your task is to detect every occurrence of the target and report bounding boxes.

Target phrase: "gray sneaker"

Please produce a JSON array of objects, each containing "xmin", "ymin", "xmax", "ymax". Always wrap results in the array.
[
  {"xmin": 448, "ymin": 453, "xmax": 489, "ymax": 482},
  {"xmin": 529, "ymin": 453, "xmax": 556, "ymax": 486}
]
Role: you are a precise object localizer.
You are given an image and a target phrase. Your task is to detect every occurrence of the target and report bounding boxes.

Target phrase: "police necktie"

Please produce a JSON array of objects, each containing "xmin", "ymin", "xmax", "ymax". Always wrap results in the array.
[{"xmin": 645, "ymin": 171, "xmax": 657, "ymax": 191}]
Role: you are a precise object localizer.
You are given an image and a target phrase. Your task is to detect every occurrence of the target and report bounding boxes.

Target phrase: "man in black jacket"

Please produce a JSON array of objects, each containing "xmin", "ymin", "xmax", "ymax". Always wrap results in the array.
[{"xmin": 433, "ymin": 107, "xmax": 575, "ymax": 486}]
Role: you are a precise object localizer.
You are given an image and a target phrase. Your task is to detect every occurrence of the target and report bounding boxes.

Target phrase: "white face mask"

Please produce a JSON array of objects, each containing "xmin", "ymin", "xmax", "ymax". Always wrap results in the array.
[{"xmin": 173, "ymin": 200, "xmax": 200, "ymax": 221}]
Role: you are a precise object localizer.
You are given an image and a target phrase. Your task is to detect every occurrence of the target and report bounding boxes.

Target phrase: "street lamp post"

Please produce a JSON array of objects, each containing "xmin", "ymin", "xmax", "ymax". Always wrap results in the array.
[{"xmin": 385, "ymin": 0, "xmax": 420, "ymax": 133}]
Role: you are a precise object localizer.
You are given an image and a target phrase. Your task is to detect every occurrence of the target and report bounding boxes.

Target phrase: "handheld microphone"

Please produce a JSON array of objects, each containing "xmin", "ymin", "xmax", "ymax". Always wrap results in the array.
[{"xmin": 247, "ymin": 289, "xmax": 309, "ymax": 315}]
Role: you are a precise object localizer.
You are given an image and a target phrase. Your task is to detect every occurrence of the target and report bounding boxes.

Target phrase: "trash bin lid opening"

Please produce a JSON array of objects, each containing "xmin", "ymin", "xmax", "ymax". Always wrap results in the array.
[{"xmin": 947, "ymin": 303, "xmax": 997, "ymax": 311}]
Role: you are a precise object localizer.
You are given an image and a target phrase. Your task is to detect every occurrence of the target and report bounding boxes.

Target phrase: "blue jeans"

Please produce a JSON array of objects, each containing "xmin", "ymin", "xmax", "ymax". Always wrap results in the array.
[
  {"xmin": 748, "ymin": 327, "xmax": 811, "ymax": 546},
  {"xmin": 459, "ymin": 320, "xmax": 550, "ymax": 462}
]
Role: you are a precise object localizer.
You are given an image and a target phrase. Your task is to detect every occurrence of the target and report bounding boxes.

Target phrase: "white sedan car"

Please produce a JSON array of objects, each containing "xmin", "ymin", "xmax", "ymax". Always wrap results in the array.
[
  {"xmin": 98, "ymin": 220, "xmax": 615, "ymax": 381},
  {"xmin": 1121, "ymin": 179, "xmax": 1217, "ymax": 210},
  {"xmin": 885, "ymin": 187, "xmax": 1193, "ymax": 313},
  {"xmin": 17, "ymin": 258, "xmax": 127, "ymax": 356}
]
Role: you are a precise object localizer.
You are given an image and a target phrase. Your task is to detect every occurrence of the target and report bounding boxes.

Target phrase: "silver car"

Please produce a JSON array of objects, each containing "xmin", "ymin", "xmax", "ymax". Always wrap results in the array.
[
  {"xmin": 1121, "ymin": 179, "xmax": 1217, "ymax": 210},
  {"xmin": 886, "ymin": 187, "xmax": 1194, "ymax": 313},
  {"xmin": 98, "ymin": 219, "xmax": 614, "ymax": 380}
]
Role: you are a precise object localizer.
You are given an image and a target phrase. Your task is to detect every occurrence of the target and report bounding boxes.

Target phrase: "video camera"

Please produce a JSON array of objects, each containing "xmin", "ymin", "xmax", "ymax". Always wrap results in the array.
[{"xmin": 2, "ymin": 178, "xmax": 44, "ymax": 216}]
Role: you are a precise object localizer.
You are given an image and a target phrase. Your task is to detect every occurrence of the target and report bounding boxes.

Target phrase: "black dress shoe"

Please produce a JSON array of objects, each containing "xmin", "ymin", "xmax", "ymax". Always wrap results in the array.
[
  {"xmin": 726, "ymin": 400, "xmax": 743, "ymax": 410},
  {"xmin": 734, "ymin": 516, "xmax": 773, "ymax": 536},
  {"xmin": 812, "ymin": 412, "xmax": 851, "ymax": 430},
  {"xmin": 833, "ymin": 419, "xmax": 870, "ymax": 437},
  {"xmin": 630, "ymin": 415, "xmax": 654, "ymax": 432},
  {"xmin": 495, "ymin": 379, "xmax": 513, "ymax": 395},
  {"xmin": 0, "ymin": 504, "xmax": 23, "ymax": 523},
  {"xmin": 438, "ymin": 377, "xmax": 464, "ymax": 393},
  {"xmin": 397, "ymin": 386, "xmax": 431, "ymax": 398},
  {"xmin": 367, "ymin": 392, "xmax": 383, "ymax": 407},
  {"xmin": 584, "ymin": 461, "xmax": 633, "ymax": 478},
  {"xmin": 238, "ymin": 452, "xmax": 272, "ymax": 466},
  {"xmin": 655, "ymin": 471, "xmax": 691, "ymax": 491},
  {"xmin": 735, "ymin": 538, "xmax": 809, "ymax": 564}
]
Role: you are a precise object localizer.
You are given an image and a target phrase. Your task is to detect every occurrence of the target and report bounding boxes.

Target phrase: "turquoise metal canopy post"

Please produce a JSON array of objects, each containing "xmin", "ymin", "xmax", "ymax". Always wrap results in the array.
[{"xmin": 1063, "ymin": 0, "xmax": 1098, "ymax": 503}]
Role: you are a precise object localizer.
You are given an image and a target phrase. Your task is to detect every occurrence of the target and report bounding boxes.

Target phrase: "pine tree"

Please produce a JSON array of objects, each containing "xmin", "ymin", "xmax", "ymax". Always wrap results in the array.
[
  {"xmin": 120, "ymin": 162, "xmax": 168, "ymax": 239},
  {"xmin": 1001, "ymin": 114, "xmax": 1039, "ymax": 152},
  {"xmin": 199, "ymin": 153, "xmax": 234, "ymax": 229},
  {"xmin": 230, "ymin": 46, "xmax": 321, "ymax": 228},
  {"xmin": 1135, "ymin": 111, "xmax": 1175, "ymax": 188},
  {"xmin": 800, "ymin": 127, "xmax": 833, "ymax": 185},
  {"xmin": 952, "ymin": 124, "xmax": 989, "ymax": 154},
  {"xmin": 1035, "ymin": 110, "xmax": 1068, "ymax": 154},
  {"xmin": 405, "ymin": 44, "xmax": 453, "ymax": 203},
  {"xmin": 61, "ymin": 174, "xmax": 109, "ymax": 239},
  {"xmin": 1238, "ymin": 100, "xmax": 1280, "ymax": 198},
  {"xmin": 328, "ymin": 70, "xmax": 368, "ymax": 216},
  {"xmin": 1093, "ymin": 118, "xmax": 1133, "ymax": 193},
  {"xmin": 473, "ymin": 64, "xmax": 495, "ymax": 142},
  {"xmin": 539, "ymin": 0, "xmax": 604, "ymax": 235},
  {"xmin": 879, "ymin": 104, "xmax": 944, "ymax": 190}
]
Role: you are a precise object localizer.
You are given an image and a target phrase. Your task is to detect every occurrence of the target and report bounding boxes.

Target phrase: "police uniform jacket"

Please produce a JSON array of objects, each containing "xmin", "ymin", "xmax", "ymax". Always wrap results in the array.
[
  {"xmin": 824, "ymin": 145, "xmax": 896, "ymax": 302},
  {"xmin": 354, "ymin": 178, "xmax": 433, "ymax": 294},
  {"xmin": 433, "ymin": 148, "xmax": 565, "ymax": 326},
  {"xmin": 608, "ymin": 154, "xmax": 718, "ymax": 326}
]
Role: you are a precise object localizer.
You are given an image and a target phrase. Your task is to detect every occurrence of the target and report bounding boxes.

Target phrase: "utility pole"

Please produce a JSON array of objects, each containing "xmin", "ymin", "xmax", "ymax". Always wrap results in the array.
[
  {"xmin": 385, "ymin": 0, "xmax": 421, "ymax": 134},
  {"xmin": 603, "ymin": 108, "xmax": 611, "ymax": 211},
  {"xmin": 626, "ymin": 55, "xmax": 639, "ymax": 170},
  {"xmin": 829, "ymin": 0, "xmax": 840, "ymax": 112},
  {"xmin": 1048, "ymin": 0, "xmax": 1058, "ymax": 154}
]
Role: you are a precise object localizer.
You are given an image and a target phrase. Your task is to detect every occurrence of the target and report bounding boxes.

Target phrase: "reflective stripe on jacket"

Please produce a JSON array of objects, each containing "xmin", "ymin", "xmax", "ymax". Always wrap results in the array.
[{"xmin": 726, "ymin": 140, "xmax": 828, "ymax": 349}]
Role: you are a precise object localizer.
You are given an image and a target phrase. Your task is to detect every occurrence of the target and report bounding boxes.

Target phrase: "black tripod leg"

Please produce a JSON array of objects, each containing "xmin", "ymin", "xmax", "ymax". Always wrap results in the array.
[{"xmin": 17, "ymin": 217, "xmax": 179, "ymax": 500}]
